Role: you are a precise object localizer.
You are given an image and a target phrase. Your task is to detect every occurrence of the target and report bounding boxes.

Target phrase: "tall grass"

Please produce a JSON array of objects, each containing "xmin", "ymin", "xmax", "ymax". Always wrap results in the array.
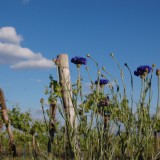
[{"xmin": 1, "ymin": 54, "xmax": 160, "ymax": 160}]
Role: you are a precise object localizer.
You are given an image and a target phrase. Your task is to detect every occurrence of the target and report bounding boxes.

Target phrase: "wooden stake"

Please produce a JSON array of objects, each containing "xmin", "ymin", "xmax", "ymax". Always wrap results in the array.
[
  {"xmin": 57, "ymin": 54, "xmax": 79, "ymax": 159},
  {"xmin": 57, "ymin": 54, "xmax": 75, "ymax": 127},
  {"xmin": 0, "ymin": 88, "xmax": 16, "ymax": 157}
]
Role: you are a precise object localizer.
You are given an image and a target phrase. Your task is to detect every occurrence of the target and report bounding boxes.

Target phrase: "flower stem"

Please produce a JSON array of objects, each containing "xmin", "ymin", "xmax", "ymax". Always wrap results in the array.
[
  {"xmin": 110, "ymin": 53, "xmax": 126, "ymax": 97},
  {"xmin": 156, "ymin": 75, "xmax": 160, "ymax": 118}
]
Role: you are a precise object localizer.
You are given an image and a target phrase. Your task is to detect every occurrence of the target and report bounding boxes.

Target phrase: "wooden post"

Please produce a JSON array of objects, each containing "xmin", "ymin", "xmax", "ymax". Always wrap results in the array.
[
  {"xmin": 57, "ymin": 54, "xmax": 75, "ymax": 127},
  {"xmin": 49, "ymin": 80, "xmax": 57, "ymax": 142},
  {"xmin": 47, "ymin": 81, "xmax": 57, "ymax": 159},
  {"xmin": 154, "ymin": 131, "xmax": 158, "ymax": 154},
  {"xmin": 56, "ymin": 54, "xmax": 80, "ymax": 159},
  {"xmin": 0, "ymin": 88, "xmax": 16, "ymax": 157}
]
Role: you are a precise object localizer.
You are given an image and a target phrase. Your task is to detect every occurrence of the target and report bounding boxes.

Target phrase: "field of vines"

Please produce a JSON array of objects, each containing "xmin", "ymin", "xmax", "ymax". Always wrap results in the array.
[{"xmin": 1, "ymin": 53, "xmax": 160, "ymax": 160}]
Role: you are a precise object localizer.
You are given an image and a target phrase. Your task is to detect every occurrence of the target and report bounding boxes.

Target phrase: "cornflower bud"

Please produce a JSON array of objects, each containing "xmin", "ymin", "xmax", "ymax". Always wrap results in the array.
[
  {"xmin": 40, "ymin": 98, "xmax": 44, "ymax": 104},
  {"xmin": 152, "ymin": 64, "xmax": 156, "ymax": 68},
  {"xmin": 86, "ymin": 54, "xmax": 90, "ymax": 57},
  {"xmin": 110, "ymin": 53, "xmax": 114, "ymax": 57},
  {"xmin": 85, "ymin": 67, "xmax": 89, "ymax": 71},
  {"xmin": 156, "ymin": 69, "xmax": 160, "ymax": 76}
]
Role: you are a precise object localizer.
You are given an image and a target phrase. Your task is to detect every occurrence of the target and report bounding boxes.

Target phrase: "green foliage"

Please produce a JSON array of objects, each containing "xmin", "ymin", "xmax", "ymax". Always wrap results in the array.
[
  {"xmin": 1, "ymin": 55, "xmax": 160, "ymax": 159},
  {"xmin": 9, "ymin": 107, "xmax": 32, "ymax": 133}
]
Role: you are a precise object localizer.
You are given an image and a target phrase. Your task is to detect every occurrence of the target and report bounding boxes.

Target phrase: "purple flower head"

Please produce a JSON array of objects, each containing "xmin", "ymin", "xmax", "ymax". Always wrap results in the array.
[
  {"xmin": 71, "ymin": 56, "xmax": 87, "ymax": 65},
  {"xmin": 95, "ymin": 79, "xmax": 109, "ymax": 85},
  {"xmin": 134, "ymin": 65, "xmax": 152, "ymax": 77}
]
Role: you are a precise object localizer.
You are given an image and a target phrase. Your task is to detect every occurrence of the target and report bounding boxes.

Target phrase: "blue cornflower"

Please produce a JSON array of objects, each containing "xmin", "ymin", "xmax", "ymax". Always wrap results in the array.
[
  {"xmin": 71, "ymin": 56, "xmax": 87, "ymax": 66},
  {"xmin": 134, "ymin": 65, "xmax": 152, "ymax": 77},
  {"xmin": 95, "ymin": 79, "xmax": 109, "ymax": 85}
]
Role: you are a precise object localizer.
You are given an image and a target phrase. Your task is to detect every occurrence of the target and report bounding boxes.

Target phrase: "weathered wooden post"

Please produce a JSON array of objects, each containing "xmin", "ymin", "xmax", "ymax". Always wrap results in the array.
[
  {"xmin": 56, "ymin": 54, "xmax": 77, "ymax": 158},
  {"xmin": 0, "ymin": 88, "xmax": 16, "ymax": 157},
  {"xmin": 49, "ymin": 78, "xmax": 57, "ymax": 143},
  {"xmin": 47, "ymin": 78, "xmax": 57, "ymax": 159},
  {"xmin": 57, "ymin": 54, "xmax": 75, "ymax": 127}
]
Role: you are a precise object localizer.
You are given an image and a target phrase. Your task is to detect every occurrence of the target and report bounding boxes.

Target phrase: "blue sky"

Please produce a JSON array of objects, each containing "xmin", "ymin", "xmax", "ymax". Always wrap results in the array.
[{"xmin": 0, "ymin": 0, "xmax": 160, "ymax": 117}]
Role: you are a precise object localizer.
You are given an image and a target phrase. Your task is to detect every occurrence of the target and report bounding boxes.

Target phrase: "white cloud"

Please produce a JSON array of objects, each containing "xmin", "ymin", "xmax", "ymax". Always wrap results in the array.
[
  {"xmin": 0, "ymin": 26, "xmax": 55, "ymax": 70},
  {"xmin": 0, "ymin": 43, "xmax": 42, "ymax": 63},
  {"xmin": 0, "ymin": 27, "xmax": 22, "ymax": 44},
  {"xmin": 11, "ymin": 58, "xmax": 54, "ymax": 69}
]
